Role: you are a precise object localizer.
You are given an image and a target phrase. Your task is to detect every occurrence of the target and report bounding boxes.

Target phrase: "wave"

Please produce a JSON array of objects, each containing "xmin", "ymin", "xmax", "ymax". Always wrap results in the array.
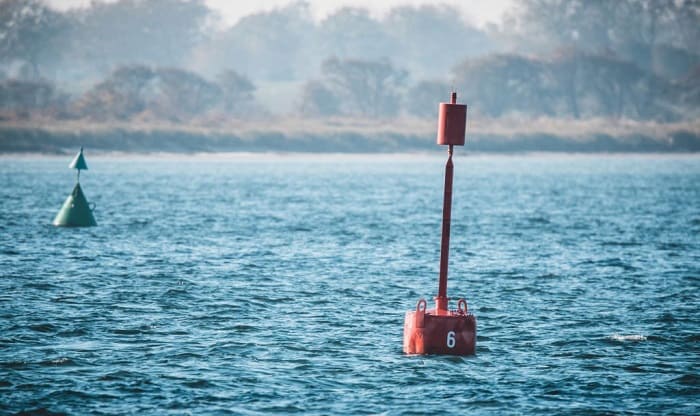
[{"xmin": 608, "ymin": 333, "xmax": 647, "ymax": 342}]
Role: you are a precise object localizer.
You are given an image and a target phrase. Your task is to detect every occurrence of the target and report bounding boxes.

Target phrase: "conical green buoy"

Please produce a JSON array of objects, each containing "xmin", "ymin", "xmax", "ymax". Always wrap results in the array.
[{"xmin": 53, "ymin": 147, "xmax": 97, "ymax": 227}]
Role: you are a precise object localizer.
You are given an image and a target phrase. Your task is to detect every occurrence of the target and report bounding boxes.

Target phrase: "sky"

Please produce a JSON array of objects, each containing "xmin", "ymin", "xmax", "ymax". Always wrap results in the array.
[{"xmin": 46, "ymin": 0, "xmax": 514, "ymax": 27}]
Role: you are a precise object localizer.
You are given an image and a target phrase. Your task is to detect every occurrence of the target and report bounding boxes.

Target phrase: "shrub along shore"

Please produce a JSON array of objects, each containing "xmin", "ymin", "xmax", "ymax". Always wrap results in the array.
[{"xmin": 1, "ymin": 117, "xmax": 698, "ymax": 154}]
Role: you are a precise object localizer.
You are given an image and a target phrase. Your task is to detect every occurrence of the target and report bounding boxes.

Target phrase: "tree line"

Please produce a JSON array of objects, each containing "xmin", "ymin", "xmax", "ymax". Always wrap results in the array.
[{"xmin": 0, "ymin": 0, "xmax": 698, "ymax": 123}]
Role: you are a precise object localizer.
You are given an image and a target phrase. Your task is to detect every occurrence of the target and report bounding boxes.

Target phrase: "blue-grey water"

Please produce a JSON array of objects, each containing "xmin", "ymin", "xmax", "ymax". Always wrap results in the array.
[{"xmin": 1, "ymin": 153, "xmax": 699, "ymax": 415}]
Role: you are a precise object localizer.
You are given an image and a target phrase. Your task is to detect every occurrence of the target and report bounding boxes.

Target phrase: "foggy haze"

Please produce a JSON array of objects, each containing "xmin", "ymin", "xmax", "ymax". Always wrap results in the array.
[
  {"xmin": 0, "ymin": 0, "xmax": 698, "ymax": 152},
  {"xmin": 46, "ymin": 0, "xmax": 513, "ymax": 28}
]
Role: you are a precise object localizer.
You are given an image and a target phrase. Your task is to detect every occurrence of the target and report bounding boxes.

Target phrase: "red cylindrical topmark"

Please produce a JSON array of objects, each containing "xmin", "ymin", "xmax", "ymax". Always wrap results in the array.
[{"xmin": 436, "ymin": 92, "xmax": 467, "ymax": 146}]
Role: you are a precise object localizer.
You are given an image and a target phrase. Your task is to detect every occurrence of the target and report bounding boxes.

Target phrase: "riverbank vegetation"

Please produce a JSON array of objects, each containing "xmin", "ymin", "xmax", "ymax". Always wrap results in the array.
[{"xmin": 0, "ymin": 0, "xmax": 698, "ymax": 152}]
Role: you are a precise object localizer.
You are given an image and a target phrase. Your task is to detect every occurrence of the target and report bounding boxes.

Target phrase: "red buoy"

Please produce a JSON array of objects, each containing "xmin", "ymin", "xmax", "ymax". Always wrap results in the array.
[{"xmin": 403, "ymin": 92, "xmax": 476, "ymax": 356}]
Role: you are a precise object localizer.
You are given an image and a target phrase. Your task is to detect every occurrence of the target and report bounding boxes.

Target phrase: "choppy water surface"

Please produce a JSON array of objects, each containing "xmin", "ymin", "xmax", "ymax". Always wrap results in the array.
[{"xmin": 1, "ymin": 153, "xmax": 699, "ymax": 415}]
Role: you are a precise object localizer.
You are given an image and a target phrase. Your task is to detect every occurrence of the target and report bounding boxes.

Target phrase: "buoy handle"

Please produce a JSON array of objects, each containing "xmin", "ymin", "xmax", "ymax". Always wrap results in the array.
[
  {"xmin": 89, "ymin": 202, "xmax": 96, "ymax": 212},
  {"xmin": 416, "ymin": 298, "xmax": 427, "ymax": 313},
  {"xmin": 457, "ymin": 298, "xmax": 468, "ymax": 315}
]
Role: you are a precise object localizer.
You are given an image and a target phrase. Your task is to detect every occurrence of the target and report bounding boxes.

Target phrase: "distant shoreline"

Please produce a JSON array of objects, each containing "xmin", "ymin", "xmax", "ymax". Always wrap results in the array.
[{"xmin": 1, "ymin": 118, "xmax": 698, "ymax": 154}]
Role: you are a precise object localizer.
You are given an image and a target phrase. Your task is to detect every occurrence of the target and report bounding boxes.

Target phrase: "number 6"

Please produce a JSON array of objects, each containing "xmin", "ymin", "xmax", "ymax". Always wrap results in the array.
[{"xmin": 446, "ymin": 331, "xmax": 456, "ymax": 348}]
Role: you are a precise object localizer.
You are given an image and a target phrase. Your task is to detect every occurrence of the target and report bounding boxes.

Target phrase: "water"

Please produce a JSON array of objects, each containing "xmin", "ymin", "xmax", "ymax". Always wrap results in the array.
[{"xmin": 1, "ymin": 153, "xmax": 699, "ymax": 415}]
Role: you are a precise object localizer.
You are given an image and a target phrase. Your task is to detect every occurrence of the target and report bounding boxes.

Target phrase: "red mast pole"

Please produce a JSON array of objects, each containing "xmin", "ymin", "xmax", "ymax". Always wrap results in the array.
[{"xmin": 436, "ymin": 144, "xmax": 454, "ymax": 313}]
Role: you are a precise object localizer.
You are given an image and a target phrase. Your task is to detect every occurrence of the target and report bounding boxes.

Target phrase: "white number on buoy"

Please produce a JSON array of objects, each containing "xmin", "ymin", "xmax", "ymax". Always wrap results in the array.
[{"xmin": 446, "ymin": 331, "xmax": 456, "ymax": 348}]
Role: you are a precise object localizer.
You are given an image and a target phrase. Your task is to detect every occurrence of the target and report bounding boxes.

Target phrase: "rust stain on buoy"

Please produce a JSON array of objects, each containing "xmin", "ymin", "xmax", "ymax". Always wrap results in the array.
[{"xmin": 403, "ymin": 92, "xmax": 476, "ymax": 356}]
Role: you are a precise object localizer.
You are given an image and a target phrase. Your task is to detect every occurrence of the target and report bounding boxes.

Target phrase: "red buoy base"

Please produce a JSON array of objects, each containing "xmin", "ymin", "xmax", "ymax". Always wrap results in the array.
[{"xmin": 403, "ymin": 299, "xmax": 476, "ymax": 355}]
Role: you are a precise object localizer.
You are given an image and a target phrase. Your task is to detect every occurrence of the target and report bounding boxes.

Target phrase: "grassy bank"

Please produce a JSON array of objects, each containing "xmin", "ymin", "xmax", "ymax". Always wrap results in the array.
[{"xmin": 1, "ymin": 117, "xmax": 699, "ymax": 154}]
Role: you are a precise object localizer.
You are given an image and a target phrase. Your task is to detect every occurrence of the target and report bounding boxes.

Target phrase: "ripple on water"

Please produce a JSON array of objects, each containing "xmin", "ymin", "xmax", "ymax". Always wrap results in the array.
[
  {"xmin": 608, "ymin": 334, "xmax": 648, "ymax": 342},
  {"xmin": 0, "ymin": 154, "xmax": 699, "ymax": 414}
]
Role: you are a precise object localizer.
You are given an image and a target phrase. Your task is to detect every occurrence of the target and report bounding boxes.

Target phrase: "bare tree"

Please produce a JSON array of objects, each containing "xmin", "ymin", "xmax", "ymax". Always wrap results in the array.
[
  {"xmin": 384, "ymin": 5, "xmax": 493, "ymax": 78},
  {"xmin": 321, "ymin": 57, "xmax": 407, "ymax": 117},
  {"xmin": 217, "ymin": 70, "xmax": 255, "ymax": 114},
  {"xmin": 318, "ymin": 8, "xmax": 396, "ymax": 61},
  {"xmin": 299, "ymin": 80, "xmax": 340, "ymax": 117},
  {"xmin": 0, "ymin": 0, "xmax": 68, "ymax": 78},
  {"xmin": 0, "ymin": 78, "xmax": 66, "ymax": 119},
  {"xmin": 77, "ymin": 65, "xmax": 224, "ymax": 121},
  {"xmin": 405, "ymin": 80, "xmax": 451, "ymax": 117},
  {"xmin": 199, "ymin": 3, "xmax": 315, "ymax": 81},
  {"xmin": 67, "ymin": 0, "xmax": 210, "ymax": 71}
]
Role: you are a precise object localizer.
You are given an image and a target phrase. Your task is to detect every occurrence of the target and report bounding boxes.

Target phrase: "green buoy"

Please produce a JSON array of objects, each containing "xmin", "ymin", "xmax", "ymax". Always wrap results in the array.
[{"xmin": 53, "ymin": 147, "xmax": 97, "ymax": 227}]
